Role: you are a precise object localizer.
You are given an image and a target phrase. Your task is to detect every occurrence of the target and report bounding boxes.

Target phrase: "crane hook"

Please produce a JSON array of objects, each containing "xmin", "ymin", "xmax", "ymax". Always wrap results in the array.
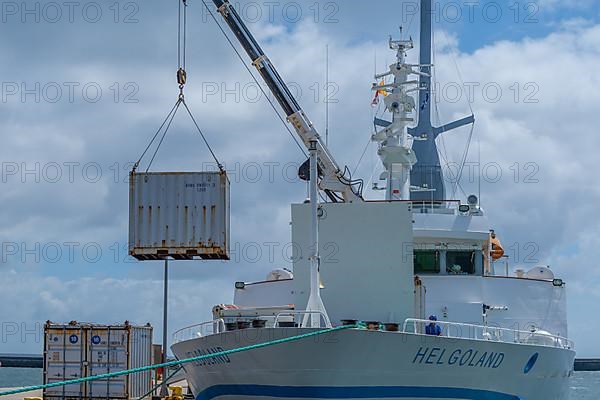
[{"xmin": 177, "ymin": 67, "xmax": 187, "ymax": 98}]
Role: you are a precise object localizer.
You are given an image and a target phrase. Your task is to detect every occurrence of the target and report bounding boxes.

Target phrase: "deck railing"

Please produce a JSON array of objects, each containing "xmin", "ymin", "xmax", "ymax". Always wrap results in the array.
[
  {"xmin": 402, "ymin": 318, "xmax": 574, "ymax": 350},
  {"xmin": 172, "ymin": 319, "xmax": 225, "ymax": 343},
  {"xmin": 173, "ymin": 316, "xmax": 573, "ymax": 350}
]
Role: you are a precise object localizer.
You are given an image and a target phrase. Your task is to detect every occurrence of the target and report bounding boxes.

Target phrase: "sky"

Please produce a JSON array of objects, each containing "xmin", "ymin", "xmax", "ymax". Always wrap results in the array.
[{"xmin": 0, "ymin": 0, "xmax": 599, "ymax": 357}]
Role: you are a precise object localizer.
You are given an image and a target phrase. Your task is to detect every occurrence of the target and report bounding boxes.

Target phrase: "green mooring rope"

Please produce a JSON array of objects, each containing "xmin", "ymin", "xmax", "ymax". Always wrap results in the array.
[{"xmin": 0, "ymin": 324, "xmax": 360, "ymax": 397}]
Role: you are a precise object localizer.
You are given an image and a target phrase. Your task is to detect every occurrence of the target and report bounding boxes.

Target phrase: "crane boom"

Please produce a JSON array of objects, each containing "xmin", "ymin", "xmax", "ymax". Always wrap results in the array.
[{"xmin": 212, "ymin": 0, "xmax": 362, "ymax": 202}]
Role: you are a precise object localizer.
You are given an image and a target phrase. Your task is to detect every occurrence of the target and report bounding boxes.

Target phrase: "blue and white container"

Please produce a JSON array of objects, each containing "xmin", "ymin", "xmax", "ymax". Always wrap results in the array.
[{"xmin": 43, "ymin": 322, "xmax": 153, "ymax": 400}]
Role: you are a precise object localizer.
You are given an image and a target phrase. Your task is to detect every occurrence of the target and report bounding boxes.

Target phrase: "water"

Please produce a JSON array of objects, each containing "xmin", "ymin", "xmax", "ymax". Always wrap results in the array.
[
  {"xmin": 0, "ymin": 368, "xmax": 598, "ymax": 398},
  {"xmin": 570, "ymin": 372, "xmax": 600, "ymax": 399},
  {"xmin": 0, "ymin": 368, "xmax": 42, "ymax": 388}
]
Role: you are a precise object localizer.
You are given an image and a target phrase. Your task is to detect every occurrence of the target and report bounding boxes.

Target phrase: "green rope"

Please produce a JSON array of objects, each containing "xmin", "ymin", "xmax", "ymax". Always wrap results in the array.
[{"xmin": 0, "ymin": 324, "xmax": 359, "ymax": 398}]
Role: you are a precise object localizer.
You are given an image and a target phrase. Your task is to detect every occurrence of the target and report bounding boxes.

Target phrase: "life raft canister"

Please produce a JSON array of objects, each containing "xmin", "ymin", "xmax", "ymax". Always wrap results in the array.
[{"xmin": 490, "ymin": 231, "xmax": 505, "ymax": 260}]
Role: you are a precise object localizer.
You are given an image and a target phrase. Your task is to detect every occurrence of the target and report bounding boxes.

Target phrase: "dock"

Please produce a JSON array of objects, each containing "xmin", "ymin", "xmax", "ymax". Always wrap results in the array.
[
  {"xmin": 574, "ymin": 359, "xmax": 600, "ymax": 372},
  {"xmin": 0, "ymin": 355, "xmax": 42, "ymax": 369},
  {"xmin": 0, "ymin": 388, "xmax": 41, "ymax": 400}
]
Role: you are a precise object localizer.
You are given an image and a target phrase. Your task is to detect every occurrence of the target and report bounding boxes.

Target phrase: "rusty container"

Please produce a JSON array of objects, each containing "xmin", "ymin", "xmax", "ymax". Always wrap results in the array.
[{"xmin": 129, "ymin": 171, "xmax": 230, "ymax": 260}]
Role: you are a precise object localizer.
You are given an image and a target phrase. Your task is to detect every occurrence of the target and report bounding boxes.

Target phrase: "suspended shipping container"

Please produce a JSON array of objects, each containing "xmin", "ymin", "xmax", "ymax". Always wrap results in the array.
[
  {"xmin": 43, "ymin": 322, "xmax": 153, "ymax": 400},
  {"xmin": 129, "ymin": 171, "xmax": 230, "ymax": 261}
]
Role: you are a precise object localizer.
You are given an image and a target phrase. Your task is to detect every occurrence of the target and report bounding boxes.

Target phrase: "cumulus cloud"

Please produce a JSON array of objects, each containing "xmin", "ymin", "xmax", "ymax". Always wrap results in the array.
[
  {"xmin": 0, "ymin": 1, "xmax": 599, "ymax": 357},
  {"xmin": 429, "ymin": 18, "xmax": 600, "ymax": 356},
  {"xmin": 0, "ymin": 270, "xmax": 232, "ymax": 354}
]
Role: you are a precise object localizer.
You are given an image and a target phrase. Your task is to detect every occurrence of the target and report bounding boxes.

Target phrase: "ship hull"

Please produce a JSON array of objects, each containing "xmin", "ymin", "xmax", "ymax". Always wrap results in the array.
[{"xmin": 172, "ymin": 328, "xmax": 575, "ymax": 400}]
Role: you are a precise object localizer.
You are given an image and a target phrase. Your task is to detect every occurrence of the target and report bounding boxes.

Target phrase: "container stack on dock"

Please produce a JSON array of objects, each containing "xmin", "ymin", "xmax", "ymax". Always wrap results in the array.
[{"xmin": 43, "ymin": 322, "xmax": 152, "ymax": 400}]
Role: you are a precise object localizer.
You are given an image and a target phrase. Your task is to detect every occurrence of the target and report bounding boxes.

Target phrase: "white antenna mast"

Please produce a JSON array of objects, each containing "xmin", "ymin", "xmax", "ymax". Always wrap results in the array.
[
  {"xmin": 374, "ymin": 49, "xmax": 377, "ymax": 79},
  {"xmin": 303, "ymin": 140, "xmax": 331, "ymax": 328},
  {"xmin": 370, "ymin": 30, "xmax": 424, "ymax": 200},
  {"xmin": 478, "ymin": 138, "xmax": 482, "ymax": 207},
  {"xmin": 325, "ymin": 44, "xmax": 330, "ymax": 147}
]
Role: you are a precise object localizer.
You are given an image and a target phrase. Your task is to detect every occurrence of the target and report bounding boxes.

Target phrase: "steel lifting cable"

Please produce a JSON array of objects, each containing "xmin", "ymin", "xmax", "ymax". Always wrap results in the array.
[
  {"xmin": 178, "ymin": 0, "xmax": 182, "ymax": 71},
  {"xmin": 200, "ymin": 0, "xmax": 308, "ymax": 158},
  {"xmin": 181, "ymin": 100, "xmax": 224, "ymax": 171},
  {"xmin": 135, "ymin": 0, "xmax": 223, "ymax": 173},
  {"xmin": 133, "ymin": 99, "xmax": 180, "ymax": 171},
  {"xmin": 181, "ymin": 0, "xmax": 187, "ymax": 70},
  {"xmin": 0, "ymin": 324, "xmax": 360, "ymax": 398},
  {"xmin": 146, "ymin": 99, "xmax": 183, "ymax": 173},
  {"xmin": 177, "ymin": 0, "xmax": 188, "ymax": 92}
]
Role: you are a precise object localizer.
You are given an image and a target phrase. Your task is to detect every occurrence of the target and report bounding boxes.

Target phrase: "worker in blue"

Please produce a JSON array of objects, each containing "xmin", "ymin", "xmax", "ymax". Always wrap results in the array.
[{"xmin": 425, "ymin": 315, "xmax": 442, "ymax": 336}]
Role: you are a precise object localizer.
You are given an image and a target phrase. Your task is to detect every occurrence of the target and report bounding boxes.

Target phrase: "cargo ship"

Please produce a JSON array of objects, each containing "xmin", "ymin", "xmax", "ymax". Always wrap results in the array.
[{"xmin": 170, "ymin": 1, "xmax": 575, "ymax": 399}]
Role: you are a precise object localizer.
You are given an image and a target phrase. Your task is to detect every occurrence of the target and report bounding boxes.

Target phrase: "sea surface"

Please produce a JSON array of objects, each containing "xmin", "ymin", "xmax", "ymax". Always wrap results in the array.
[
  {"xmin": 0, "ymin": 368, "xmax": 598, "ymax": 398},
  {"xmin": 0, "ymin": 368, "xmax": 42, "ymax": 388}
]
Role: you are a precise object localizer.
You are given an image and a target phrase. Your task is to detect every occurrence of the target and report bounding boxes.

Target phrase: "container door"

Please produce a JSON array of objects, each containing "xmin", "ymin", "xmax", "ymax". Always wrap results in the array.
[
  {"xmin": 87, "ymin": 327, "xmax": 129, "ymax": 399},
  {"xmin": 127, "ymin": 327, "xmax": 153, "ymax": 399},
  {"xmin": 44, "ymin": 327, "xmax": 86, "ymax": 400}
]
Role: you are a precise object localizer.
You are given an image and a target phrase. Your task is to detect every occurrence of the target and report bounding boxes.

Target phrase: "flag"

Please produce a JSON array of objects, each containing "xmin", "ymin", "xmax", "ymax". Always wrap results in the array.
[{"xmin": 371, "ymin": 80, "xmax": 388, "ymax": 107}]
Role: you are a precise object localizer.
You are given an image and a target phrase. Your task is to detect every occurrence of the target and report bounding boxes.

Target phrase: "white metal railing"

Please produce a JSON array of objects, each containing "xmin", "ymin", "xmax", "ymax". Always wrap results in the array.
[
  {"xmin": 173, "ymin": 316, "xmax": 573, "ymax": 350},
  {"xmin": 402, "ymin": 318, "xmax": 574, "ymax": 350},
  {"xmin": 172, "ymin": 319, "xmax": 225, "ymax": 343},
  {"xmin": 172, "ymin": 312, "xmax": 331, "ymax": 344}
]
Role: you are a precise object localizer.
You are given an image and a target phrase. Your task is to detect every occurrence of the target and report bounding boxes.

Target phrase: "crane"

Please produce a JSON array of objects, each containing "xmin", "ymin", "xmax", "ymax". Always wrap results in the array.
[{"xmin": 211, "ymin": 0, "xmax": 363, "ymax": 203}]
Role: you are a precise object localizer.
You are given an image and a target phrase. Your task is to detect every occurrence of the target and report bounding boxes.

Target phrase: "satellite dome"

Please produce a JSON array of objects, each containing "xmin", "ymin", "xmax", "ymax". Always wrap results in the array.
[
  {"xmin": 526, "ymin": 266, "xmax": 555, "ymax": 280},
  {"xmin": 266, "ymin": 268, "xmax": 293, "ymax": 281}
]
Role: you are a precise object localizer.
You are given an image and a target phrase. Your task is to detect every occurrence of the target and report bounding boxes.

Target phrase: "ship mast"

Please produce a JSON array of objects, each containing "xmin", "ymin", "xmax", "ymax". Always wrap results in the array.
[
  {"xmin": 375, "ymin": 0, "xmax": 475, "ymax": 203},
  {"xmin": 371, "ymin": 33, "xmax": 420, "ymax": 201},
  {"xmin": 408, "ymin": 0, "xmax": 475, "ymax": 202}
]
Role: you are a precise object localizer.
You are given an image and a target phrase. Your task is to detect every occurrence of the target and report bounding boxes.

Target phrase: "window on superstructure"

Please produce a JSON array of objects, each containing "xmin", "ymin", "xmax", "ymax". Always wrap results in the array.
[
  {"xmin": 446, "ymin": 251, "xmax": 476, "ymax": 275},
  {"xmin": 414, "ymin": 250, "xmax": 440, "ymax": 274}
]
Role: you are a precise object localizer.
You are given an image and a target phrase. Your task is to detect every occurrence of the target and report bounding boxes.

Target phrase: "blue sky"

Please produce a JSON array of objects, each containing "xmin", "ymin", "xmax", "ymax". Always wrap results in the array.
[{"xmin": 1, "ymin": 0, "xmax": 600, "ymax": 357}]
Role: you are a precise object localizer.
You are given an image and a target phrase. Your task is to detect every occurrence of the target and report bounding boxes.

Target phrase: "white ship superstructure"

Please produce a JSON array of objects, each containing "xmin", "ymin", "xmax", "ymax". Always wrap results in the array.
[{"xmin": 171, "ymin": 1, "xmax": 575, "ymax": 399}]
